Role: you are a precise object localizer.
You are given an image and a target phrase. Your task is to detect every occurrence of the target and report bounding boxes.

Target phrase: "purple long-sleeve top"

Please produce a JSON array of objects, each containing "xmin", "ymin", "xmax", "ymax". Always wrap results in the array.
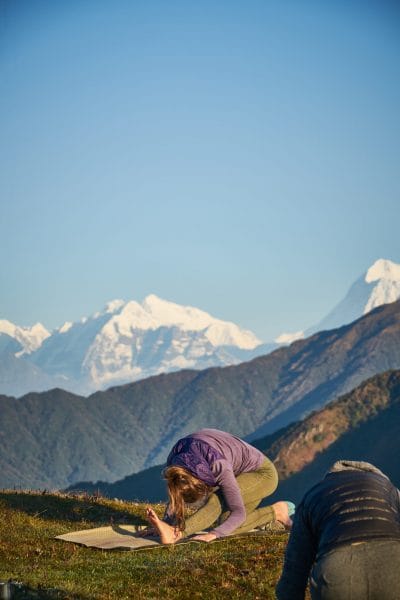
[{"xmin": 166, "ymin": 428, "xmax": 266, "ymax": 537}]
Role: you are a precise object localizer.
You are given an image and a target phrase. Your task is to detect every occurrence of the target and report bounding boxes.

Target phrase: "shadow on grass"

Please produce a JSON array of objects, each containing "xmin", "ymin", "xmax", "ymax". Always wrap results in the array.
[
  {"xmin": 0, "ymin": 491, "xmax": 147, "ymax": 526},
  {"xmin": 0, "ymin": 579, "xmax": 89, "ymax": 599}
]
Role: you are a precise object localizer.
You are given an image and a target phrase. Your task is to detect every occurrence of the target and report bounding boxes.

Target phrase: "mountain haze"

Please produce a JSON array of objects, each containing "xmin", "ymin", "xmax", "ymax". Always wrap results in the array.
[{"xmin": 1, "ymin": 300, "xmax": 400, "ymax": 490}]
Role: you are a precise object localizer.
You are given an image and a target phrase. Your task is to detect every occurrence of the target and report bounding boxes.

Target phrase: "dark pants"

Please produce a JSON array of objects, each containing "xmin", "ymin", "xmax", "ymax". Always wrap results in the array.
[{"xmin": 310, "ymin": 540, "xmax": 400, "ymax": 600}]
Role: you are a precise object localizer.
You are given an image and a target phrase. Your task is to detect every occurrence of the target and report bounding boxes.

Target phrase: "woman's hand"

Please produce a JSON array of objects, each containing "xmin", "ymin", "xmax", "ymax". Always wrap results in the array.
[{"xmin": 191, "ymin": 533, "xmax": 217, "ymax": 543}]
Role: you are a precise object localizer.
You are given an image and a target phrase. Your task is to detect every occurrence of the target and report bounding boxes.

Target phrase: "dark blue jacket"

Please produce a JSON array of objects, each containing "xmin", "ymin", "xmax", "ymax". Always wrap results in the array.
[{"xmin": 276, "ymin": 463, "xmax": 400, "ymax": 600}]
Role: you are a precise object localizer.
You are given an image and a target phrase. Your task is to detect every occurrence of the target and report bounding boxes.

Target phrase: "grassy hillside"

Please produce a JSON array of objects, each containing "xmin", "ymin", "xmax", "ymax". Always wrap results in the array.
[{"xmin": 0, "ymin": 491, "xmax": 301, "ymax": 600}]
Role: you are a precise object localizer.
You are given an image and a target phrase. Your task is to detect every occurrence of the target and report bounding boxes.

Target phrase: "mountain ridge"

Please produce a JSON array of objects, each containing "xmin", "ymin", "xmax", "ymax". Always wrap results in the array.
[
  {"xmin": 1, "ymin": 299, "xmax": 400, "ymax": 490},
  {"xmin": 67, "ymin": 369, "xmax": 400, "ymax": 503},
  {"xmin": 260, "ymin": 370, "xmax": 400, "ymax": 503},
  {"xmin": 2, "ymin": 258, "xmax": 400, "ymax": 398}
]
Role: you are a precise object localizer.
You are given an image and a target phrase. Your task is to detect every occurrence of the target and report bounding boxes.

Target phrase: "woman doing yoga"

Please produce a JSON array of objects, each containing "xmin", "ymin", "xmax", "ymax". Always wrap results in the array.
[{"xmin": 145, "ymin": 428, "xmax": 294, "ymax": 543}]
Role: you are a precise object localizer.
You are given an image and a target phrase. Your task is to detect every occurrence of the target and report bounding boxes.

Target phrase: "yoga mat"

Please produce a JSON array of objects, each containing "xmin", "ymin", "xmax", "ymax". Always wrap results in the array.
[
  {"xmin": 56, "ymin": 525, "xmax": 164, "ymax": 550},
  {"xmin": 56, "ymin": 524, "xmax": 274, "ymax": 551}
]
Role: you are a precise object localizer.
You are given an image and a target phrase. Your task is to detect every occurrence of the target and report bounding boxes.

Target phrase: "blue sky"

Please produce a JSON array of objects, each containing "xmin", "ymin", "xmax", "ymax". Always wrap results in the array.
[{"xmin": 1, "ymin": 0, "xmax": 399, "ymax": 341}]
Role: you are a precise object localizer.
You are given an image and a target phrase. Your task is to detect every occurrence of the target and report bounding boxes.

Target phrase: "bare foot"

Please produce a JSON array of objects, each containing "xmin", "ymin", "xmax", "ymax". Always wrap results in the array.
[
  {"xmin": 272, "ymin": 501, "xmax": 293, "ymax": 528},
  {"xmin": 145, "ymin": 507, "xmax": 182, "ymax": 544}
]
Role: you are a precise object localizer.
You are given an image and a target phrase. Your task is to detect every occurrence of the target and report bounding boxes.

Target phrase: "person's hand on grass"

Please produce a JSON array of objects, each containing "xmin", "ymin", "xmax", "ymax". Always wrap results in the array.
[{"xmin": 191, "ymin": 533, "xmax": 217, "ymax": 543}]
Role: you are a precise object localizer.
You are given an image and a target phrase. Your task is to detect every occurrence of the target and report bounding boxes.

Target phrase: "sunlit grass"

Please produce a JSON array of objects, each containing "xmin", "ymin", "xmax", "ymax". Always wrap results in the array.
[{"xmin": 0, "ymin": 490, "xmax": 300, "ymax": 599}]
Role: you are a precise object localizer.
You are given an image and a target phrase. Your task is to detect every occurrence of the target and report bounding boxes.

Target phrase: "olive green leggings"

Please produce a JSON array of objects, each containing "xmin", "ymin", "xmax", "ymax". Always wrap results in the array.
[{"xmin": 183, "ymin": 458, "xmax": 279, "ymax": 537}]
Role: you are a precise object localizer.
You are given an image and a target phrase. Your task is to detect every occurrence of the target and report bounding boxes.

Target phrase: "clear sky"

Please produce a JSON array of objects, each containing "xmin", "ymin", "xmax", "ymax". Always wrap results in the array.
[{"xmin": 1, "ymin": 0, "xmax": 399, "ymax": 341}]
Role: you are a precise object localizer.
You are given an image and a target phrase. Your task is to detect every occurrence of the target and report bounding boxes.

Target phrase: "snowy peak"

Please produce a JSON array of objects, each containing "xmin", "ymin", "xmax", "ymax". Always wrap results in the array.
[
  {"xmin": 363, "ymin": 258, "xmax": 400, "ymax": 315},
  {"xmin": 365, "ymin": 259, "xmax": 400, "ymax": 283},
  {"xmin": 274, "ymin": 331, "xmax": 304, "ymax": 345},
  {"xmin": 274, "ymin": 257, "xmax": 400, "ymax": 344},
  {"xmin": 0, "ymin": 319, "xmax": 50, "ymax": 354},
  {"xmin": 143, "ymin": 294, "xmax": 261, "ymax": 349},
  {"xmin": 311, "ymin": 257, "xmax": 400, "ymax": 332},
  {"xmin": 104, "ymin": 299, "xmax": 126, "ymax": 314},
  {"xmin": 142, "ymin": 294, "xmax": 214, "ymax": 330},
  {"xmin": 92, "ymin": 299, "xmax": 126, "ymax": 320},
  {"xmin": 204, "ymin": 321, "xmax": 261, "ymax": 349},
  {"xmin": 0, "ymin": 319, "xmax": 19, "ymax": 338},
  {"xmin": 105, "ymin": 300, "xmax": 156, "ymax": 334},
  {"xmin": 3, "ymin": 294, "xmax": 263, "ymax": 396},
  {"xmin": 58, "ymin": 322, "xmax": 73, "ymax": 334},
  {"xmin": 99, "ymin": 294, "xmax": 262, "ymax": 350},
  {"xmin": 78, "ymin": 294, "xmax": 262, "ymax": 390}
]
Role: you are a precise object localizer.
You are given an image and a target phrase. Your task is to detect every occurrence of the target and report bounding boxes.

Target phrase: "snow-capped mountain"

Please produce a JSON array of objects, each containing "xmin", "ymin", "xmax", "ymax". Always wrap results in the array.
[
  {"xmin": 311, "ymin": 258, "xmax": 400, "ymax": 333},
  {"xmin": 276, "ymin": 258, "xmax": 400, "ymax": 343},
  {"xmin": 79, "ymin": 294, "xmax": 262, "ymax": 390},
  {"xmin": 4, "ymin": 258, "xmax": 399, "ymax": 398},
  {"xmin": 1, "ymin": 295, "xmax": 264, "ymax": 397},
  {"xmin": 0, "ymin": 320, "xmax": 50, "ymax": 354}
]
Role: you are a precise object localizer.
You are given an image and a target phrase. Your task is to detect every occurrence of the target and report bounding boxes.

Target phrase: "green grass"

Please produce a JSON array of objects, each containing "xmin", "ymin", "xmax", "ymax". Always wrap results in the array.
[{"xmin": 0, "ymin": 491, "xmax": 300, "ymax": 600}]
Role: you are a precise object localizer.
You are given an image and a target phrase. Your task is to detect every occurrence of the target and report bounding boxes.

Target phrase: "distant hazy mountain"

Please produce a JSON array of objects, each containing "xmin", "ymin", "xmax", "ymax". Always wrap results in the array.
[
  {"xmin": 68, "ymin": 369, "xmax": 400, "ymax": 503},
  {"xmin": 3, "ymin": 259, "xmax": 399, "ymax": 397},
  {"xmin": 276, "ymin": 258, "xmax": 400, "ymax": 344},
  {"xmin": 1, "ymin": 299, "xmax": 400, "ymax": 490},
  {"xmin": 0, "ymin": 321, "xmax": 56, "ymax": 397},
  {"xmin": 0, "ymin": 295, "xmax": 270, "ymax": 397},
  {"xmin": 0, "ymin": 353, "xmax": 66, "ymax": 398}
]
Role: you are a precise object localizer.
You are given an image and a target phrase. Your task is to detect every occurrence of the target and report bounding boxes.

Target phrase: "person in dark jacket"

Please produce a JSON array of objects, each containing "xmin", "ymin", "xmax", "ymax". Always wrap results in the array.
[
  {"xmin": 276, "ymin": 460, "xmax": 400, "ymax": 600},
  {"xmin": 144, "ymin": 428, "xmax": 294, "ymax": 543}
]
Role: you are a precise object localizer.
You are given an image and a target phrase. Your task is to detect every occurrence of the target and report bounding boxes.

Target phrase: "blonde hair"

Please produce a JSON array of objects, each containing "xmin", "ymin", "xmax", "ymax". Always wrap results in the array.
[{"xmin": 163, "ymin": 465, "xmax": 212, "ymax": 531}]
